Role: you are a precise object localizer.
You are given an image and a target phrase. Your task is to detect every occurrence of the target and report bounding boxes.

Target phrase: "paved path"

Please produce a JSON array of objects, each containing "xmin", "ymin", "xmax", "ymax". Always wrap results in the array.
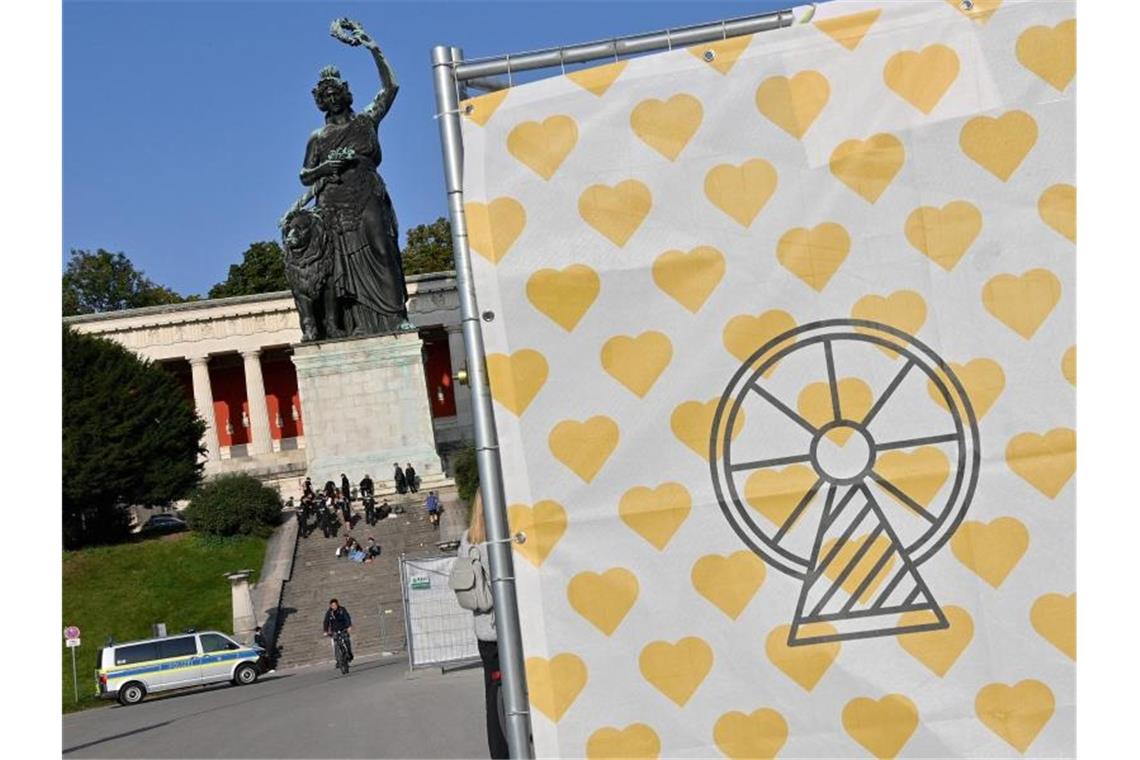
[{"xmin": 61, "ymin": 657, "xmax": 487, "ymax": 759}]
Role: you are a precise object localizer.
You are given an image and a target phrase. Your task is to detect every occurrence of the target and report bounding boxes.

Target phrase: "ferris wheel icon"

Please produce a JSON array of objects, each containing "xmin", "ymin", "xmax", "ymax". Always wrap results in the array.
[{"xmin": 709, "ymin": 319, "xmax": 980, "ymax": 646}]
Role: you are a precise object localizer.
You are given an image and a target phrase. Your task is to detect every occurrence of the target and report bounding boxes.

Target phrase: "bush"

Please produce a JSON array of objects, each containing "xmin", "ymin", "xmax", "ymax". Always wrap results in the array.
[
  {"xmin": 453, "ymin": 444, "xmax": 480, "ymax": 504},
  {"xmin": 184, "ymin": 474, "xmax": 282, "ymax": 537}
]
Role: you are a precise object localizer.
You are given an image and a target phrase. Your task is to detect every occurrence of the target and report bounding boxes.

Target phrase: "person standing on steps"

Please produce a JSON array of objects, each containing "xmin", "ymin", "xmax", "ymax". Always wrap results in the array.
[
  {"xmin": 341, "ymin": 473, "xmax": 353, "ymax": 503},
  {"xmin": 322, "ymin": 598, "xmax": 354, "ymax": 664},
  {"xmin": 404, "ymin": 462, "xmax": 418, "ymax": 493},
  {"xmin": 393, "ymin": 462, "xmax": 407, "ymax": 494},
  {"xmin": 456, "ymin": 490, "xmax": 509, "ymax": 759}
]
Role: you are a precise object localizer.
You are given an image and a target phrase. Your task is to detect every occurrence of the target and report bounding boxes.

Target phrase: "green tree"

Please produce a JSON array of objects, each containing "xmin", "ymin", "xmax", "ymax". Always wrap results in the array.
[
  {"xmin": 63, "ymin": 327, "xmax": 206, "ymax": 548},
  {"xmin": 183, "ymin": 474, "xmax": 282, "ymax": 537},
  {"xmin": 207, "ymin": 241, "xmax": 289, "ymax": 298},
  {"xmin": 402, "ymin": 217, "xmax": 455, "ymax": 276},
  {"xmin": 62, "ymin": 249, "xmax": 185, "ymax": 316}
]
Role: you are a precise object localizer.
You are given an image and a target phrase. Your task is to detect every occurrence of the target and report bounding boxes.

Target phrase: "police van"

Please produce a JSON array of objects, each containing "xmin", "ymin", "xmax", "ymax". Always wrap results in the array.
[{"xmin": 95, "ymin": 630, "xmax": 264, "ymax": 705}]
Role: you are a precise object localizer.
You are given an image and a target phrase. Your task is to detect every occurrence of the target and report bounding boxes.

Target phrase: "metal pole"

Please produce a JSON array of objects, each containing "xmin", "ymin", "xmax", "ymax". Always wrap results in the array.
[
  {"xmin": 71, "ymin": 646, "xmax": 79, "ymax": 703},
  {"xmin": 432, "ymin": 45, "xmax": 534, "ymax": 760},
  {"xmin": 453, "ymin": 8, "xmax": 793, "ymax": 82}
]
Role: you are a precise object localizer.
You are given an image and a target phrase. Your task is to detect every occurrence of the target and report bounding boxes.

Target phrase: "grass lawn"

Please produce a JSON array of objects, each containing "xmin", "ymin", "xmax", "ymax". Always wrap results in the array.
[{"xmin": 61, "ymin": 532, "xmax": 267, "ymax": 713}]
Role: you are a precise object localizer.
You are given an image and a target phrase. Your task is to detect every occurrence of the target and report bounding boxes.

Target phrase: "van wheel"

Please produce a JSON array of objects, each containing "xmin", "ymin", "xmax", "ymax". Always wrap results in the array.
[
  {"xmin": 233, "ymin": 663, "xmax": 259, "ymax": 686},
  {"xmin": 118, "ymin": 682, "xmax": 146, "ymax": 706}
]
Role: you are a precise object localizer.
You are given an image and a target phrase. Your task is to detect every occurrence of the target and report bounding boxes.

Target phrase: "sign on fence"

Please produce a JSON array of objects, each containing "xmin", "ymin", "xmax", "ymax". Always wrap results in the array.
[
  {"xmin": 400, "ymin": 554, "xmax": 479, "ymax": 669},
  {"xmin": 459, "ymin": 0, "xmax": 1075, "ymax": 756}
]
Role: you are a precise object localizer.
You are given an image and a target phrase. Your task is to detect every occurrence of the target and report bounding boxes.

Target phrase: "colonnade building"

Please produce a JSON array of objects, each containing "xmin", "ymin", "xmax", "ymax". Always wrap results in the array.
[{"xmin": 64, "ymin": 273, "xmax": 474, "ymax": 499}]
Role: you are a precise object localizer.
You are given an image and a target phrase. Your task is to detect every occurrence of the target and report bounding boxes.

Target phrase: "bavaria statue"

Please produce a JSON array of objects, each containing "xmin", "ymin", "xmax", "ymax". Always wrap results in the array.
[{"xmin": 281, "ymin": 18, "xmax": 412, "ymax": 341}]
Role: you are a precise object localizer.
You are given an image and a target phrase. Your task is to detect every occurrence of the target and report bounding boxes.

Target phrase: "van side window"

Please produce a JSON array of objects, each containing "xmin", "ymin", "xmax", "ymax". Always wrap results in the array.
[
  {"xmin": 200, "ymin": 633, "xmax": 240, "ymax": 653},
  {"xmin": 115, "ymin": 642, "xmax": 158, "ymax": 666},
  {"xmin": 158, "ymin": 636, "xmax": 198, "ymax": 659}
]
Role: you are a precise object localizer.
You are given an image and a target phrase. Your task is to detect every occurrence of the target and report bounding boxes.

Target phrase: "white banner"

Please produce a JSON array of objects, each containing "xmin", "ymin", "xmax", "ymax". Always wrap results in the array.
[{"xmin": 460, "ymin": 1, "xmax": 1074, "ymax": 756}]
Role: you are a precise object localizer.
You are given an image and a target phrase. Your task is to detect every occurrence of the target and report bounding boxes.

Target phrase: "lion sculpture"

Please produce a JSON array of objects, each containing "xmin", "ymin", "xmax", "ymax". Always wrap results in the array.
[{"xmin": 281, "ymin": 206, "xmax": 339, "ymax": 342}]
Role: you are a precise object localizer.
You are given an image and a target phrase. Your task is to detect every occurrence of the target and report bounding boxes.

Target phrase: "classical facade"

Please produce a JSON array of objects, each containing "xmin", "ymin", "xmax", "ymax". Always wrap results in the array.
[{"xmin": 65, "ymin": 273, "xmax": 473, "ymax": 499}]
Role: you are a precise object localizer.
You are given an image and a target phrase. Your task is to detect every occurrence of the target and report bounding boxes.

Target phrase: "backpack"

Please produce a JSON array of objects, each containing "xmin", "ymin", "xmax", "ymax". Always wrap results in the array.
[{"xmin": 449, "ymin": 542, "xmax": 494, "ymax": 613}]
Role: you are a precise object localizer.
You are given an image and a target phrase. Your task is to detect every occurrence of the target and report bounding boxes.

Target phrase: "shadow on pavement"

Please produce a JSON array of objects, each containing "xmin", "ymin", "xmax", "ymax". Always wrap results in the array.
[{"xmin": 63, "ymin": 720, "xmax": 173, "ymax": 755}]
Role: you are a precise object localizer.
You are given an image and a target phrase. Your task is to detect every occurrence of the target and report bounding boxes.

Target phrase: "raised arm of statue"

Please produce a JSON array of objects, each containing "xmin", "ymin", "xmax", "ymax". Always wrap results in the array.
[
  {"xmin": 329, "ymin": 18, "xmax": 399, "ymax": 124},
  {"xmin": 363, "ymin": 44, "xmax": 399, "ymax": 124}
]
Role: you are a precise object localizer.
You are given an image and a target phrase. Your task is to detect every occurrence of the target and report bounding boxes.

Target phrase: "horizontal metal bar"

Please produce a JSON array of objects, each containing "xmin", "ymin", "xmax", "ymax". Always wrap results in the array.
[{"xmin": 453, "ymin": 8, "xmax": 795, "ymax": 82}]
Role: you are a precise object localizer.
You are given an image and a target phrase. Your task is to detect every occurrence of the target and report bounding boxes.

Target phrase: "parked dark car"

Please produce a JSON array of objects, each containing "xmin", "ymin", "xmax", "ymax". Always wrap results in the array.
[{"xmin": 138, "ymin": 514, "xmax": 188, "ymax": 537}]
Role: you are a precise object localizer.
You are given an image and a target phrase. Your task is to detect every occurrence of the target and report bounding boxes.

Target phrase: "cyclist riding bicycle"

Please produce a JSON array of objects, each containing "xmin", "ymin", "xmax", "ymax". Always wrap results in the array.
[{"xmin": 322, "ymin": 598, "xmax": 354, "ymax": 665}]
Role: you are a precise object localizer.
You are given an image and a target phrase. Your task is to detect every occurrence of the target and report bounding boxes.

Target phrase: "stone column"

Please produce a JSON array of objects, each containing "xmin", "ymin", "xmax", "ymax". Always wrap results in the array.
[
  {"xmin": 446, "ymin": 325, "xmax": 473, "ymax": 435},
  {"xmin": 226, "ymin": 570, "xmax": 256, "ymax": 644},
  {"xmin": 242, "ymin": 349, "xmax": 273, "ymax": 456},
  {"xmin": 189, "ymin": 355, "xmax": 221, "ymax": 462}
]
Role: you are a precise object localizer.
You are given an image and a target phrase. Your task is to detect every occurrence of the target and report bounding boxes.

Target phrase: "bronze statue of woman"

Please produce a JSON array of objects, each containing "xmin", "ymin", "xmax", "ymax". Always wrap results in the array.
[{"xmin": 299, "ymin": 19, "xmax": 410, "ymax": 336}]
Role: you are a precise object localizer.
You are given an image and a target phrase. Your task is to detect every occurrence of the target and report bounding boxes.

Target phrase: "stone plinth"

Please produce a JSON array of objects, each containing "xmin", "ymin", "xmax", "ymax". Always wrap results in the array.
[{"xmin": 292, "ymin": 332, "xmax": 444, "ymax": 488}]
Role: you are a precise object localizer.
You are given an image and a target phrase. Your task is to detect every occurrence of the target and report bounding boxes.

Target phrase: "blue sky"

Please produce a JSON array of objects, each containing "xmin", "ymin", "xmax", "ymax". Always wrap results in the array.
[{"xmin": 64, "ymin": 0, "xmax": 801, "ymax": 297}]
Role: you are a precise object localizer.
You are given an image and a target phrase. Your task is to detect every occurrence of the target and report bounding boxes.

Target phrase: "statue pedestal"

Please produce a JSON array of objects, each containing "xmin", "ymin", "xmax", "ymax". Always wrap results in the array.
[{"xmin": 292, "ymin": 332, "xmax": 444, "ymax": 489}]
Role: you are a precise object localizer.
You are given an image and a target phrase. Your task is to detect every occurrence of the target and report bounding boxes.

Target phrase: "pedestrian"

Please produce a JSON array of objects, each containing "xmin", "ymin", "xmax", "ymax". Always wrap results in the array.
[
  {"xmin": 426, "ymin": 491, "xmax": 442, "ymax": 527},
  {"xmin": 404, "ymin": 462, "xmax": 418, "ymax": 493},
  {"xmin": 393, "ymin": 462, "xmax": 407, "ymax": 494},
  {"xmin": 456, "ymin": 489, "xmax": 509, "ymax": 759},
  {"xmin": 324, "ymin": 480, "xmax": 336, "ymax": 500},
  {"xmin": 341, "ymin": 473, "xmax": 352, "ymax": 504}
]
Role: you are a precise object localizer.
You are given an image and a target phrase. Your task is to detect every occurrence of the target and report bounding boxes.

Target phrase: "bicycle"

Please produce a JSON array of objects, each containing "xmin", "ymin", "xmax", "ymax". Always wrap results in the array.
[{"xmin": 330, "ymin": 630, "xmax": 351, "ymax": 674}]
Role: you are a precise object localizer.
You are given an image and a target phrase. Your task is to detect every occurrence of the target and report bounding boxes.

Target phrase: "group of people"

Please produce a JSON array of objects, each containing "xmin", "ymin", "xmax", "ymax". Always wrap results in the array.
[
  {"xmin": 297, "ymin": 470, "xmax": 444, "ymax": 538},
  {"xmin": 336, "ymin": 534, "xmax": 382, "ymax": 563}
]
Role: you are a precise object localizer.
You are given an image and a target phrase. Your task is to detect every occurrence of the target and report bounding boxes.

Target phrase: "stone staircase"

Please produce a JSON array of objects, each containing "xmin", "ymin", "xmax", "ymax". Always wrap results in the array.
[{"xmin": 274, "ymin": 486, "xmax": 463, "ymax": 669}]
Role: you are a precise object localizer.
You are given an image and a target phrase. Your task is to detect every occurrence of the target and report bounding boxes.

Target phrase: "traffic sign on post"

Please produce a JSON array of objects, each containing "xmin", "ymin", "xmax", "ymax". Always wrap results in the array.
[{"xmin": 64, "ymin": 626, "xmax": 81, "ymax": 640}]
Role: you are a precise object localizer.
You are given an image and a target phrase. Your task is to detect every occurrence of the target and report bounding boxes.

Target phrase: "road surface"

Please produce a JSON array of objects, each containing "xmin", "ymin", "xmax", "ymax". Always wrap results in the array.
[{"xmin": 62, "ymin": 655, "xmax": 487, "ymax": 758}]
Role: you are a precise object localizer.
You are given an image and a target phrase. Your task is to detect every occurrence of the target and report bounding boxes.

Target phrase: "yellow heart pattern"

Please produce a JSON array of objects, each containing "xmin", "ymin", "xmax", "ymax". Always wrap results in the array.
[
  {"xmin": 851, "ymin": 290, "xmax": 927, "ymax": 356},
  {"xmin": 1006, "ymin": 427, "xmax": 1076, "ymax": 498},
  {"xmin": 653, "ymin": 246, "xmax": 725, "ymax": 313},
  {"xmin": 927, "ymin": 358, "xmax": 1005, "ymax": 420},
  {"xmin": 465, "ymin": 197, "xmax": 526, "ymax": 264},
  {"xmin": 1031, "ymin": 592, "xmax": 1075, "ymax": 660},
  {"xmin": 631, "ymin": 94, "xmax": 703, "ymax": 161},
  {"xmin": 508, "ymin": 500, "xmax": 568, "ymax": 566},
  {"xmin": 618, "ymin": 483, "xmax": 691, "ymax": 551},
  {"xmin": 723, "ymin": 309, "xmax": 797, "ymax": 373},
  {"xmin": 1017, "ymin": 20, "xmax": 1075, "ymax": 92},
  {"xmin": 639, "ymin": 637, "xmax": 714, "ymax": 707},
  {"xmin": 744, "ymin": 465, "xmax": 818, "ymax": 530},
  {"xmin": 526, "ymin": 264, "xmax": 601, "ymax": 332},
  {"xmin": 755, "ymin": 71, "xmax": 830, "ymax": 139},
  {"xmin": 567, "ymin": 568, "xmax": 639, "ymax": 636},
  {"xmin": 461, "ymin": 89, "xmax": 508, "ymax": 127},
  {"xmin": 672, "ymin": 398, "xmax": 743, "ymax": 461},
  {"xmin": 842, "ymin": 694, "xmax": 919, "ymax": 760},
  {"xmin": 549, "ymin": 416, "xmax": 620, "ymax": 482},
  {"xmin": 688, "ymin": 35, "xmax": 753, "ymax": 75},
  {"xmin": 691, "ymin": 550, "xmax": 766, "ymax": 620},
  {"xmin": 975, "ymin": 680, "xmax": 1055, "ymax": 753},
  {"xmin": 705, "ymin": 159, "xmax": 779, "ymax": 227},
  {"xmin": 897, "ymin": 605, "xmax": 974, "ymax": 677},
  {"xmin": 1039, "ymin": 183, "xmax": 1075, "ymax": 242},
  {"xmin": 486, "ymin": 349, "xmax": 549, "ymax": 416},
  {"xmin": 1062, "ymin": 345, "xmax": 1076, "ymax": 386},
  {"xmin": 904, "ymin": 201, "xmax": 983, "ymax": 271},
  {"xmin": 875, "ymin": 447, "xmax": 952, "ymax": 509},
  {"xmin": 883, "ymin": 44, "xmax": 960, "ymax": 114},
  {"xmin": 798, "ymin": 377, "xmax": 873, "ymax": 443},
  {"xmin": 507, "ymin": 115, "xmax": 579, "ymax": 180},
  {"xmin": 765, "ymin": 623, "xmax": 839, "ymax": 691},
  {"xmin": 982, "ymin": 268, "xmax": 1062, "ymax": 339},
  {"xmin": 601, "ymin": 331, "xmax": 672, "ymax": 398},
  {"xmin": 567, "ymin": 60, "xmax": 628, "ymax": 97},
  {"xmin": 527, "ymin": 653, "xmax": 588, "ymax": 722},
  {"xmin": 586, "ymin": 724, "xmax": 660, "ymax": 760},
  {"xmin": 579, "ymin": 180, "xmax": 652, "ymax": 247},
  {"xmin": 830, "ymin": 133, "xmax": 905, "ymax": 203},
  {"xmin": 814, "ymin": 9, "xmax": 881, "ymax": 51},
  {"xmin": 951, "ymin": 517, "xmax": 1029, "ymax": 588},
  {"xmin": 777, "ymin": 223, "xmax": 851, "ymax": 291},
  {"xmin": 713, "ymin": 708, "xmax": 789, "ymax": 760},
  {"xmin": 960, "ymin": 110, "xmax": 1038, "ymax": 181}
]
